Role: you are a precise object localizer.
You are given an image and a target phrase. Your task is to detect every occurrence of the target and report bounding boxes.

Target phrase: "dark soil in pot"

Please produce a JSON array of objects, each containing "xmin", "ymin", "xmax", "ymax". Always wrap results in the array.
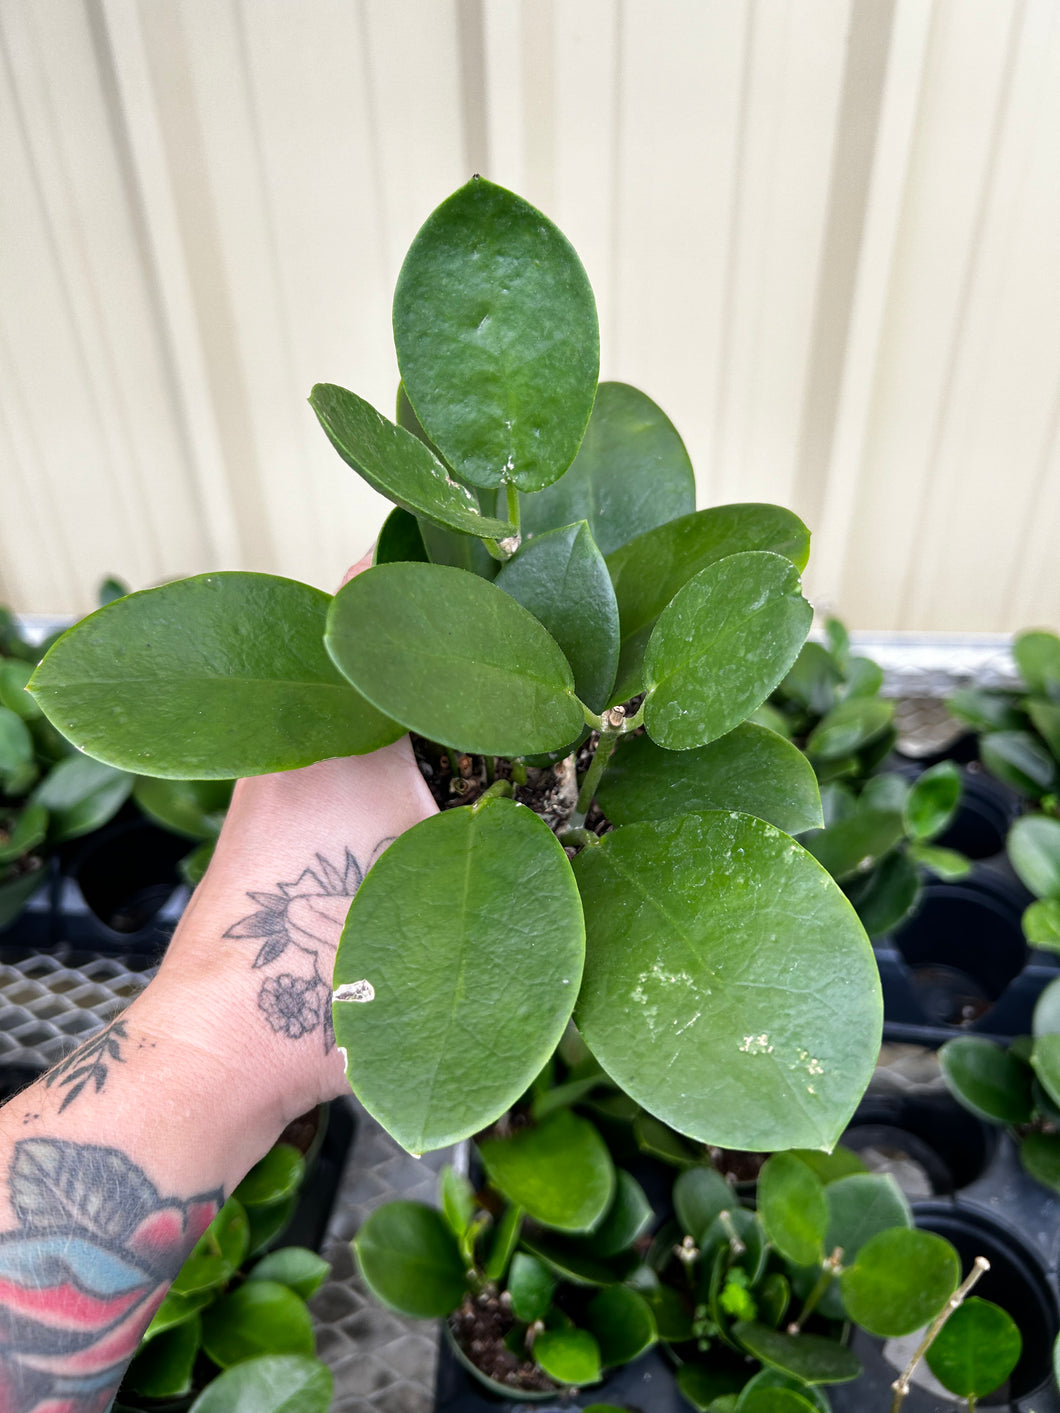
[{"xmin": 841, "ymin": 1093, "xmax": 998, "ymax": 1199}]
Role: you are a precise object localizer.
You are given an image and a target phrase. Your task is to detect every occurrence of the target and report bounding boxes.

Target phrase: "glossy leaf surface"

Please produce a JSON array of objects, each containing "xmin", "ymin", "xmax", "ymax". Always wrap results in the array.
[
  {"xmin": 1032, "ymin": 1033, "xmax": 1060, "ymax": 1108},
  {"xmin": 201, "ymin": 1281, "xmax": 314, "ymax": 1367},
  {"xmin": 30, "ymin": 575, "xmax": 401, "ymax": 777},
  {"xmin": 805, "ymin": 698, "xmax": 893, "ymax": 763},
  {"xmin": 940, "ymin": 1037, "xmax": 1035, "ymax": 1124},
  {"xmin": 583, "ymin": 1170, "xmax": 652, "ymax": 1256},
  {"xmin": 394, "ymin": 178, "xmax": 598, "ymax": 492},
  {"xmin": 1014, "ymin": 630, "xmax": 1060, "ymax": 696},
  {"xmin": 310, "ymin": 383, "xmax": 513, "ymax": 537},
  {"xmin": 673, "ymin": 1166, "xmax": 734, "ymax": 1243},
  {"xmin": 840, "ymin": 1228, "xmax": 958, "ymax": 1336},
  {"xmin": 247, "ymin": 1248, "xmax": 330, "ymax": 1301},
  {"xmin": 494, "ymin": 521, "xmax": 619, "ymax": 710},
  {"xmin": 799, "ymin": 811, "xmax": 904, "ymax": 883},
  {"xmin": 508, "ymin": 1253, "xmax": 555, "ymax": 1322},
  {"xmin": 1008, "ymin": 815, "xmax": 1060, "ymax": 899},
  {"xmin": 823, "ymin": 1174, "xmax": 910, "ymax": 1262},
  {"xmin": 903, "ymin": 762, "xmax": 961, "ymax": 841},
  {"xmin": 533, "ymin": 1329, "xmax": 602, "ymax": 1386},
  {"xmin": 643, "ymin": 553, "xmax": 812, "ymax": 751},
  {"xmin": 925, "ymin": 1297, "xmax": 1022, "ymax": 1398},
  {"xmin": 1025, "ymin": 898, "xmax": 1060, "ymax": 949},
  {"xmin": 981, "ymin": 731, "xmax": 1056, "ymax": 797},
  {"xmin": 334, "ymin": 799, "xmax": 584, "ymax": 1152},
  {"xmin": 479, "ymin": 1110, "xmax": 614, "ymax": 1233},
  {"xmin": 172, "ymin": 1198, "xmax": 249, "ymax": 1296},
  {"xmin": 606, "ymin": 505, "xmax": 811, "ymax": 702},
  {"xmin": 845, "ymin": 849, "xmax": 920, "ymax": 937},
  {"xmin": 597, "ymin": 724, "xmax": 823, "ymax": 834},
  {"xmin": 584, "ymin": 1285, "xmax": 656, "ymax": 1366},
  {"xmin": 133, "ymin": 776, "xmax": 231, "ymax": 841},
  {"xmin": 326, "ymin": 563, "xmax": 584, "ymax": 756},
  {"xmin": 520, "ymin": 382, "xmax": 695, "ymax": 555},
  {"xmin": 732, "ymin": 1323, "xmax": 861, "ymax": 1384},
  {"xmin": 187, "ymin": 1355, "xmax": 333, "ymax": 1413},
  {"xmin": 30, "ymin": 755, "xmax": 131, "ymax": 844},
  {"xmin": 574, "ymin": 812, "xmax": 881, "ymax": 1150},
  {"xmin": 234, "ymin": 1144, "xmax": 305, "ymax": 1209},
  {"xmin": 757, "ymin": 1154, "xmax": 826, "ymax": 1266},
  {"xmin": 1028, "ymin": 697, "xmax": 1060, "ymax": 759},
  {"xmin": 125, "ymin": 1317, "xmax": 200, "ymax": 1398},
  {"xmin": 740, "ymin": 1393, "xmax": 818, "ymax": 1413},
  {"xmin": 375, "ymin": 507, "xmax": 429, "ymax": 565},
  {"xmin": 1020, "ymin": 1131, "xmax": 1060, "ymax": 1191},
  {"xmin": 354, "ymin": 1202, "xmax": 466, "ymax": 1317},
  {"xmin": 1035, "ymin": 978, "xmax": 1060, "ymax": 1035},
  {"xmin": 737, "ymin": 1371, "xmax": 829, "ymax": 1413}
]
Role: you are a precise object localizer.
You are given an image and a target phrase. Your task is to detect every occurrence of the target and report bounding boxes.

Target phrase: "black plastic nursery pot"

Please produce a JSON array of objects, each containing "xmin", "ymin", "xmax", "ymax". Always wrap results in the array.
[
  {"xmin": 62, "ymin": 816, "xmax": 191, "ymax": 951},
  {"xmin": 841, "ymin": 1091, "xmax": 999, "ymax": 1200}
]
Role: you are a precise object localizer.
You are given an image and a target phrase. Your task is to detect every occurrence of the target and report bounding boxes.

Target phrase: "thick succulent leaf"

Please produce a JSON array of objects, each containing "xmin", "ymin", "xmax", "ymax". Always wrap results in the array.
[
  {"xmin": 980, "ymin": 730, "xmax": 1056, "ymax": 798},
  {"xmin": 125, "ymin": 1317, "xmax": 200, "ymax": 1398},
  {"xmin": 840, "ymin": 1228, "xmax": 959, "ymax": 1337},
  {"xmin": 29, "ymin": 574, "xmax": 401, "ymax": 778},
  {"xmin": 520, "ymin": 382, "xmax": 695, "ymax": 556},
  {"xmin": 573, "ymin": 812, "xmax": 881, "ymax": 1151},
  {"xmin": 1008, "ymin": 814, "xmax": 1060, "ymax": 900},
  {"xmin": 843, "ymin": 655, "xmax": 884, "ymax": 698},
  {"xmin": 1020, "ymin": 1131, "xmax": 1060, "ymax": 1192},
  {"xmin": 325, "ymin": 563, "xmax": 584, "ymax": 757},
  {"xmin": 172, "ymin": 1198, "xmax": 249, "ymax": 1297},
  {"xmin": 940, "ymin": 1037, "xmax": 1035, "ymax": 1124},
  {"xmin": 418, "ymin": 517, "xmax": 500, "ymax": 580},
  {"xmin": 823, "ymin": 1174, "xmax": 910, "ymax": 1263},
  {"xmin": 247, "ymin": 1248, "xmax": 330, "ymax": 1301},
  {"xmin": 909, "ymin": 843, "xmax": 971, "ymax": 881},
  {"xmin": 478, "ymin": 1110, "xmax": 614, "ymax": 1233},
  {"xmin": 375, "ymin": 507, "xmax": 430, "ymax": 566},
  {"xmin": 333, "ymin": 798, "xmax": 584, "ymax": 1152},
  {"xmin": 187, "ymin": 1356, "xmax": 333, "ymax": 1413},
  {"xmin": 310, "ymin": 384, "xmax": 514, "ymax": 538},
  {"xmin": 494, "ymin": 522, "xmax": 619, "ymax": 710},
  {"xmin": 31, "ymin": 755, "xmax": 133, "ymax": 844},
  {"xmin": 844, "ymin": 849, "xmax": 921, "ymax": 938},
  {"xmin": 133, "ymin": 777, "xmax": 232, "ymax": 842},
  {"xmin": 643, "ymin": 553, "xmax": 812, "ymax": 751},
  {"xmin": 508, "ymin": 1253, "xmax": 555, "ymax": 1322},
  {"xmin": 902, "ymin": 762, "xmax": 961, "ymax": 841},
  {"xmin": 606, "ymin": 505, "xmax": 811, "ymax": 703},
  {"xmin": 1014, "ymin": 630, "xmax": 1060, "ymax": 697},
  {"xmin": 201, "ymin": 1281, "xmax": 314, "ymax": 1367},
  {"xmin": 733, "ymin": 1323, "xmax": 861, "ymax": 1384},
  {"xmin": 394, "ymin": 177, "xmax": 599, "ymax": 492},
  {"xmin": 0, "ymin": 660, "xmax": 40, "ymax": 720},
  {"xmin": 925, "ymin": 1296, "xmax": 1021, "ymax": 1399},
  {"xmin": 740, "ymin": 1393, "xmax": 818, "ymax": 1413},
  {"xmin": 596, "ymin": 723, "xmax": 823, "ymax": 834},
  {"xmin": 805, "ymin": 698, "xmax": 893, "ymax": 763},
  {"xmin": 673, "ymin": 1166, "xmax": 734, "ymax": 1244},
  {"xmin": 799, "ymin": 811, "xmax": 904, "ymax": 884},
  {"xmin": 233, "ymin": 1144, "xmax": 305, "ymax": 1209},
  {"xmin": 583, "ymin": 1285, "xmax": 656, "ymax": 1366},
  {"xmin": 780, "ymin": 643, "xmax": 841, "ymax": 717},
  {"xmin": 737, "ymin": 1371, "xmax": 830, "ymax": 1413},
  {"xmin": 354, "ymin": 1202, "xmax": 467, "ymax": 1317},
  {"xmin": 582, "ymin": 1170, "xmax": 653, "ymax": 1256},
  {"xmin": 757, "ymin": 1154, "xmax": 826, "ymax": 1266},
  {"xmin": 676, "ymin": 1365, "xmax": 745, "ymax": 1409},
  {"xmin": 533, "ymin": 1329, "xmax": 602, "ymax": 1386},
  {"xmin": 793, "ymin": 1147, "xmax": 867, "ymax": 1184}
]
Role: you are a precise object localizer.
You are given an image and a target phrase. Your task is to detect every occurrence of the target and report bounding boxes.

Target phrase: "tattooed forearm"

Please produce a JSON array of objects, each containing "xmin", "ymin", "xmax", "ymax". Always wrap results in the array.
[
  {"xmin": 44, "ymin": 1021, "xmax": 130, "ymax": 1114},
  {"xmin": 224, "ymin": 842, "xmax": 392, "ymax": 1051},
  {"xmin": 0, "ymin": 1137, "xmax": 220, "ymax": 1413}
]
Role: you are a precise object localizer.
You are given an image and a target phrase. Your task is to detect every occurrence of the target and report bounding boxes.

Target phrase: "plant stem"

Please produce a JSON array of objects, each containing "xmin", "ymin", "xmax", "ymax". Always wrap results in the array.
[
  {"xmin": 787, "ymin": 1247, "xmax": 842, "ymax": 1334},
  {"xmin": 506, "ymin": 481, "xmax": 521, "ymax": 536},
  {"xmin": 484, "ymin": 754, "xmax": 495, "ymax": 785},
  {"xmin": 472, "ymin": 779, "xmax": 513, "ymax": 809},
  {"xmin": 558, "ymin": 828, "xmax": 600, "ymax": 851},
  {"xmin": 571, "ymin": 733, "xmax": 618, "ymax": 825},
  {"xmin": 510, "ymin": 760, "xmax": 527, "ymax": 787},
  {"xmin": 889, "ymin": 1257, "xmax": 990, "ymax": 1413},
  {"xmin": 446, "ymin": 747, "xmax": 461, "ymax": 776},
  {"xmin": 481, "ymin": 538, "xmax": 508, "ymax": 562}
]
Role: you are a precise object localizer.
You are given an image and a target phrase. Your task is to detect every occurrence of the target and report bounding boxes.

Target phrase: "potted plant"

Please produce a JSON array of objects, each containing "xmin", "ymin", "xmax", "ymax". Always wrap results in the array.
[{"xmin": 27, "ymin": 176, "xmax": 883, "ymax": 1164}]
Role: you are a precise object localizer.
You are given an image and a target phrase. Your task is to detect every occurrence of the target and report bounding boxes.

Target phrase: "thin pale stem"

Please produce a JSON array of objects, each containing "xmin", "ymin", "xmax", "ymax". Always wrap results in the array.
[
  {"xmin": 506, "ymin": 481, "xmax": 521, "ymax": 536},
  {"xmin": 787, "ymin": 1247, "xmax": 843, "ymax": 1334},
  {"xmin": 446, "ymin": 747, "xmax": 461, "ymax": 776},
  {"xmin": 890, "ymin": 1257, "xmax": 990, "ymax": 1413},
  {"xmin": 572, "ymin": 733, "xmax": 618, "ymax": 824},
  {"xmin": 557, "ymin": 828, "xmax": 600, "ymax": 851},
  {"xmin": 481, "ymin": 538, "xmax": 508, "ymax": 562},
  {"xmin": 473, "ymin": 779, "xmax": 513, "ymax": 809},
  {"xmin": 510, "ymin": 760, "xmax": 528, "ymax": 787}
]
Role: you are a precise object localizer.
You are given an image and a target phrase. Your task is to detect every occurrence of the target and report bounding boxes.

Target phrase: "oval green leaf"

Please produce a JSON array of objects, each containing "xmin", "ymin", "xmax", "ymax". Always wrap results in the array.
[
  {"xmin": 200, "ymin": 1281, "xmax": 314, "ymax": 1368},
  {"xmin": 574, "ymin": 812, "xmax": 881, "ymax": 1151},
  {"xmin": 29, "ymin": 574, "xmax": 402, "ymax": 777},
  {"xmin": 840, "ymin": 1227, "xmax": 959, "ymax": 1336},
  {"xmin": 940, "ymin": 1037, "xmax": 1035, "ymax": 1125},
  {"xmin": 310, "ymin": 383, "xmax": 514, "ymax": 538},
  {"xmin": 247, "ymin": 1247, "xmax": 330, "ymax": 1301},
  {"xmin": 740, "ymin": 1393, "xmax": 818, "ymax": 1413},
  {"xmin": 508, "ymin": 1252, "xmax": 556, "ymax": 1323},
  {"xmin": 981, "ymin": 730, "xmax": 1056, "ymax": 798},
  {"xmin": 598, "ymin": 723, "xmax": 823, "ymax": 835},
  {"xmin": 757, "ymin": 1154, "xmax": 826, "ymax": 1266},
  {"xmin": 233, "ymin": 1144, "xmax": 305, "ymax": 1209},
  {"xmin": 1015, "ymin": 630, "xmax": 1060, "ymax": 697},
  {"xmin": 1028, "ymin": 697, "xmax": 1060, "ymax": 760},
  {"xmin": 1032, "ymin": 1033, "xmax": 1060, "ymax": 1108},
  {"xmin": 354, "ymin": 1201, "xmax": 466, "ymax": 1317},
  {"xmin": 844, "ymin": 848, "xmax": 921, "ymax": 937},
  {"xmin": 494, "ymin": 521, "xmax": 619, "ymax": 710},
  {"xmin": 737, "ymin": 1370, "xmax": 830, "ymax": 1413},
  {"xmin": 583, "ymin": 1169, "xmax": 653, "ymax": 1256},
  {"xmin": 1034, "ymin": 977, "xmax": 1060, "ymax": 1036},
  {"xmin": 606, "ymin": 505, "xmax": 811, "ymax": 704},
  {"xmin": 144, "ymin": 1287, "xmax": 213, "ymax": 1342},
  {"xmin": 643, "ymin": 553, "xmax": 812, "ymax": 751},
  {"xmin": 584, "ymin": 1285, "xmax": 656, "ymax": 1366},
  {"xmin": 374, "ymin": 507, "xmax": 430, "ymax": 566},
  {"xmin": 394, "ymin": 177, "xmax": 599, "ymax": 493},
  {"xmin": 903, "ymin": 762, "xmax": 961, "ymax": 841},
  {"xmin": 673, "ymin": 1166, "xmax": 735, "ymax": 1244},
  {"xmin": 1008, "ymin": 815, "xmax": 1060, "ymax": 900},
  {"xmin": 520, "ymin": 382, "xmax": 695, "ymax": 556},
  {"xmin": 1020, "ymin": 1131, "xmax": 1060, "ymax": 1192},
  {"xmin": 924, "ymin": 1296, "xmax": 1022, "ymax": 1398},
  {"xmin": 732, "ymin": 1322, "xmax": 861, "ymax": 1384},
  {"xmin": 30, "ymin": 754, "xmax": 132, "ymax": 844},
  {"xmin": 172, "ymin": 1197, "xmax": 250, "ymax": 1297},
  {"xmin": 0, "ymin": 801, "xmax": 47, "ymax": 864},
  {"xmin": 1024, "ymin": 898, "xmax": 1060, "ymax": 949},
  {"xmin": 799, "ymin": 811, "xmax": 905, "ymax": 884},
  {"xmin": 334, "ymin": 798, "xmax": 584, "ymax": 1152},
  {"xmin": 823, "ymin": 1174, "xmax": 910, "ymax": 1263},
  {"xmin": 806, "ymin": 698, "xmax": 893, "ymax": 764},
  {"xmin": 188, "ymin": 1355, "xmax": 333, "ymax": 1413},
  {"xmin": 478, "ymin": 1110, "xmax": 614, "ymax": 1234},
  {"xmin": 125, "ymin": 1316, "xmax": 201, "ymax": 1398},
  {"xmin": 133, "ymin": 776, "xmax": 232, "ymax": 842},
  {"xmin": 325, "ymin": 563, "xmax": 584, "ymax": 756},
  {"xmin": 533, "ymin": 1328, "xmax": 602, "ymax": 1387},
  {"xmin": 484, "ymin": 1203, "xmax": 523, "ymax": 1282},
  {"xmin": 0, "ymin": 659, "xmax": 40, "ymax": 721}
]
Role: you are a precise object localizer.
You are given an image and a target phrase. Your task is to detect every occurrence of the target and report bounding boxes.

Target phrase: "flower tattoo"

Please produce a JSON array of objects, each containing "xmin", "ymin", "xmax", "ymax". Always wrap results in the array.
[{"xmin": 258, "ymin": 974, "xmax": 327, "ymax": 1039}]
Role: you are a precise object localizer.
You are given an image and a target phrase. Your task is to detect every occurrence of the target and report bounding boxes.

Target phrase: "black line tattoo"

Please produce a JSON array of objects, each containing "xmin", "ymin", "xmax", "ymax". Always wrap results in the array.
[
  {"xmin": 44, "ymin": 1021, "xmax": 129, "ymax": 1114},
  {"xmin": 224, "ymin": 842, "xmax": 392, "ymax": 1052}
]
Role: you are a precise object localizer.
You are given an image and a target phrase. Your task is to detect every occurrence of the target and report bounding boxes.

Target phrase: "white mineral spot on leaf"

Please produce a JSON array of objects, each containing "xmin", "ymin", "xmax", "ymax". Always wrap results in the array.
[
  {"xmin": 334, "ymin": 979, "xmax": 375, "ymax": 1003},
  {"xmin": 738, "ymin": 1034, "xmax": 773, "ymax": 1055}
]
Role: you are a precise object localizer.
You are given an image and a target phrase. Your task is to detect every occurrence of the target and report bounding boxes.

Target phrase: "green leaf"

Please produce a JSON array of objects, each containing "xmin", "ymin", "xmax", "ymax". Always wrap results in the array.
[
  {"xmin": 234, "ymin": 1144, "xmax": 305, "ymax": 1209},
  {"xmin": 582, "ymin": 1170, "xmax": 653, "ymax": 1256},
  {"xmin": 737, "ymin": 1372, "xmax": 828, "ymax": 1413},
  {"xmin": 1034, "ymin": 978, "xmax": 1060, "ymax": 1035},
  {"xmin": 0, "ymin": 867, "xmax": 47, "ymax": 927},
  {"xmin": 947, "ymin": 688, "xmax": 1023, "ymax": 734},
  {"xmin": 584, "ymin": 1285, "xmax": 655, "ymax": 1366},
  {"xmin": 843, "ymin": 655, "xmax": 884, "ymax": 699},
  {"xmin": 247, "ymin": 1247, "xmax": 330, "ymax": 1301},
  {"xmin": 940, "ymin": 1037, "xmax": 1035, "ymax": 1125},
  {"xmin": 484, "ymin": 1203, "xmax": 523, "ymax": 1282},
  {"xmin": 0, "ymin": 659, "xmax": 40, "ymax": 720},
  {"xmin": 908, "ymin": 843, "xmax": 971, "ymax": 880},
  {"xmin": 479, "ymin": 1110, "xmax": 614, "ymax": 1233},
  {"xmin": 334, "ymin": 799, "xmax": 584, "ymax": 1152},
  {"xmin": 839, "ymin": 1228, "xmax": 959, "ymax": 1336},
  {"xmin": 520, "ymin": 382, "xmax": 695, "ymax": 556},
  {"xmin": 1032, "ymin": 1033, "xmax": 1060, "ymax": 1108},
  {"xmin": 375, "ymin": 507, "xmax": 430, "ymax": 566},
  {"xmin": 355, "ymin": 1202, "xmax": 466, "ymax": 1317},
  {"xmin": 981, "ymin": 730, "xmax": 1056, "ymax": 798},
  {"xmin": 859, "ymin": 774, "xmax": 910, "ymax": 815},
  {"xmin": 844, "ymin": 849, "xmax": 921, "ymax": 937},
  {"xmin": 792, "ymin": 1147, "xmax": 868, "ymax": 1184},
  {"xmin": 30, "ymin": 754, "xmax": 131, "ymax": 844},
  {"xmin": 29, "ymin": 574, "xmax": 401, "ymax": 777},
  {"xmin": 903, "ymin": 762, "xmax": 961, "ymax": 841},
  {"xmin": 125, "ymin": 1315, "xmax": 201, "ymax": 1397},
  {"xmin": 325, "ymin": 562, "xmax": 584, "ymax": 756},
  {"xmin": 574, "ymin": 811, "xmax": 881, "ymax": 1151},
  {"xmin": 534, "ymin": 1328, "xmax": 602, "ymax": 1386},
  {"xmin": 144, "ymin": 1287, "xmax": 214, "ymax": 1341},
  {"xmin": 733, "ymin": 1322, "xmax": 861, "ymax": 1383},
  {"xmin": 181, "ymin": 839, "xmax": 215, "ymax": 888},
  {"xmin": 739, "ymin": 1392, "xmax": 818, "ymax": 1413},
  {"xmin": 508, "ymin": 1252, "xmax": 556, "ymax": 1322},
  {"xmin": 806, "ymin": 698, "xmax": 893, "ymax": 763},
  {"xmin": 607, "ymin": 505, "xmax": 811, "ymax": 703},
  {"xmin": 676, "ymin": 1364, "xmax": 745, "ymax": 1410},
  {"xmin": 394, "ymin": 177, "xmax": 599, "ymax": 492},
  {"xmin": 201, "ymin": 1281, "xmax": 314, "ymax": 1367},
  {"xmin": 673, "ymin": 1166, "xmax": 735, "ymax": 1243},
  {"xmin": 799, "ymin": 811, "xmax": 905, "ymax": 883},
  {"xmin": 1028, "ymin": 697, "xmax": 1060, "ymax": 760},
  {"xmin": 757, "ymin": 1154, "xmax": 826, "ymax": 1266},
  {"xmin": 440, "ymin": 1165, "xmax": 475, "ymax": 1242},
  {"xmin": 133, "ymin": 776, "xmax": 232, "ymax": 841},
  {"xmin": 597, "ymin": 724, "xmax": 823, "ymax": 834},
  {"xmin": 494, "ymin": 521, "xmax": 619, "ymax": 710},
  {"xmin": 1015, "ymin": 630, "xmax": 1060, "ymax": 697},
  {"xmin": 309, "ymin": 383, "xmax": 514, "ymax": 537},
  {"xmin": 1008, "ymin": 815, "xmax": 1060, "ymax": 899},
  {"xmin": 0, "ymin": 802, "xmax": 48, "ymax": 865},
  {"xmin": 518, "ymin": 1232, "xmax": 620, "ymax": 1287},
  {"xmin": 188, "ymin": 1355, "xmax": 333, "ymax": 1413},
  {"xmin": 643, "ymin": 553, "xmax": 812, "ymax": 751},
  {"xmin": 1024, "ymin": 898, "xmax": 1060, "ymax": 949},
  {"xmin": 823, "ymin": 1174, "xmax": 910, "ymax": 1263},
  {"xmin": 925, "ymin": 1296, "xmax": 1022, "ymax": 1398},
  {"xmin": 172, "ymin": 1197, "xmax": 250, "ymax": 1297},
  {"xmin": 780, "ymin": 642, "xmax": 841, "ymax": 716},
  {"xmin": 1020, "ymin": 1131, "xmax": 1060, "ymax": 1191},
  {"xmin": 0, "ymin": 707, "xmax": 34, "ymax": 784}
]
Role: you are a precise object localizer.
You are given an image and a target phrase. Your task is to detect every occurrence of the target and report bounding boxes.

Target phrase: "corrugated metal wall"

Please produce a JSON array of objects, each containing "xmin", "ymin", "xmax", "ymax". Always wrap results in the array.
[{"xmin": 2, "ymin": 0, "xmax": 1059, "ymax": 632}]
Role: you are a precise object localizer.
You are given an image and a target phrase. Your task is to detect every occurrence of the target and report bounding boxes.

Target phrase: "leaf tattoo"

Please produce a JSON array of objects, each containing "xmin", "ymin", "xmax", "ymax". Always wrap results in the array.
[{"xmin": 44, "ymin": 1019, "xmax": 129, "ymax": 1113}]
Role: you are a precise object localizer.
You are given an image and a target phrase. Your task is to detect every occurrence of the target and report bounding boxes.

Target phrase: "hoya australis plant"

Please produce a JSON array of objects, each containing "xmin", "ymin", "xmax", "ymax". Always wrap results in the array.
[{"xmin": 28, "ymin": 177, "xmax": 881, "ymax": 1157}]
